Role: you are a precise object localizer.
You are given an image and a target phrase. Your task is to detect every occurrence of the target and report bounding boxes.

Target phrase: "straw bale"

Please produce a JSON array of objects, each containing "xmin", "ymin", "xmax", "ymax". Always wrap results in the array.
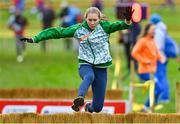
[
  {"xmin": 0, "ymin": 88, "xmax": 123, "ymax": 99},
  {"xmin": 0, "ymin": 112, "xmax": 180, "ymax": 123}
]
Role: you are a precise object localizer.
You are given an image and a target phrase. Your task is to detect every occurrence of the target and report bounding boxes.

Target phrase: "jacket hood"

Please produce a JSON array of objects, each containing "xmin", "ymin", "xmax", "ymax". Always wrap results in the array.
[{"xmin": 150, "ymin": 14, "xmax": 162, "ymax": 24}]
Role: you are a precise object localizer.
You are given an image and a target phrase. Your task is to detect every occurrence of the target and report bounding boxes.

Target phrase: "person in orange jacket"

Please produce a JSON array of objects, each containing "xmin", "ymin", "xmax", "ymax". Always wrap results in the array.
[{"xmin": 131, "ymin": 23, "xmax": 166, "ymax": 112}]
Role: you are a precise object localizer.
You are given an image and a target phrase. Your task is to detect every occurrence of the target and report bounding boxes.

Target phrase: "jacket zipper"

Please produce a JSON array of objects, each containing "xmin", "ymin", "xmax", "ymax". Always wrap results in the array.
[{"xmin": 87, "ymin": 37, "xmax": 95, "ymax": 64}]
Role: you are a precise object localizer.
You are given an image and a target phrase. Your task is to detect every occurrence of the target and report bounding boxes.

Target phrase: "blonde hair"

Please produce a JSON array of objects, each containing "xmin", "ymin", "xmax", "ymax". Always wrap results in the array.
[{"xmin": 84, "ymin": 7, "xmax": 107, "ymax": 20}]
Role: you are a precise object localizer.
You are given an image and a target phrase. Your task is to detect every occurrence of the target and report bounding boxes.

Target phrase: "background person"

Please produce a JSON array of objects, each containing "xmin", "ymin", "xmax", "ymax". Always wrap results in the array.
[
  {"xmin": 59, "ymin": 1, "xmax": 83, "ymax": 51},
  {"xmin": 40, "ymin": 2, "xmax": 55, "ymax": 52},
  {"xmin": 159, "ymin": 0, "xmax": 175, "ymax": 10},
  {"xmin": 118, "ymin": 22, "xmax": 141, "ymax": 76},
  {"xmin": 20, "ymin": 6, "xmax": 133, "ymax": 113},
  {"xmin": 116, "ymin": 0, "xmax": 141, "ymax": 77},
  {"xmin": 12, "ymin": 0, "xmax": 25, "ymax": 13},
  {"xmin": 92, "ymin": 0, "xmax": 104, "ymax": 12},
  {"xmin": 7, "ymin": 9, "xmax": 28, "ymax": 62},
  {"xmin": 150, "ymin": 14, "xmax": 170, "ymax": 103},
  {"xmin": 131, "ymin": 23, "xmax": 166, "ymax": 112},
  {"xmin": 34, "ymin": 0, "xmax": 45, "ymax": 12}
]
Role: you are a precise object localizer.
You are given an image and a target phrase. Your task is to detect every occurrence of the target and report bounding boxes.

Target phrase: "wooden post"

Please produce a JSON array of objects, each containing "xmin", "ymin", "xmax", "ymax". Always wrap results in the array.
[
  {"xmin": 111, "ymin": 46, "xmax": 121, "ymax": 90},
  {"xmin": 148, "ymin": 74, "xmax": 155, "ymax": 112},
  {"xmin": 129, "ymin": 60, "xmax": 135, "ymax": 112},
  {"xmin": 176, "ymin": 82, "xmax": 180, "ymax": 113},
  {"xmin": 111, "ymin": 59, "xmax": 121, "ymax": 90}
]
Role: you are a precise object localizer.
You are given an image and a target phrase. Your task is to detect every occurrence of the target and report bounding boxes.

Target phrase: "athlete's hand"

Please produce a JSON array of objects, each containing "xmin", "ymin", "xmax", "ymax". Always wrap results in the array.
[
  {"xmin": 124, "ymin": 6, "xmax": 134, "ymax": 21},
  {"xmin": 20, "ymin": 37, "xmax": 34, "ymax": 43}
]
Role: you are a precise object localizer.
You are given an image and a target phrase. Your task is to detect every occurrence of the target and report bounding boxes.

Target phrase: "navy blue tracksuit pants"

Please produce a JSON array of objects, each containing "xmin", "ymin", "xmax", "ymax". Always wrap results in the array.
[{"xmin": 78, "ymin": 64, "xmax": 107, "ymax": 113}]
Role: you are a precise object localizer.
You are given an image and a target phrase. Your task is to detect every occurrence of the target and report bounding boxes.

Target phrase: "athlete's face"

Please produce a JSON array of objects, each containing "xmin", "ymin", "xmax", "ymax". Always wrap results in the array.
[{"xmin": 86, "ymin": 13, "xmax": 100, "ymax": 30}]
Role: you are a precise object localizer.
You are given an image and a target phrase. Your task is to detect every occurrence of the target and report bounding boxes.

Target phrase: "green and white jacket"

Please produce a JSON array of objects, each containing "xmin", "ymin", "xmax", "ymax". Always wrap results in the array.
[{"xmin": 33, "ymin": 20, "xmax": 131, "ymax": 68}]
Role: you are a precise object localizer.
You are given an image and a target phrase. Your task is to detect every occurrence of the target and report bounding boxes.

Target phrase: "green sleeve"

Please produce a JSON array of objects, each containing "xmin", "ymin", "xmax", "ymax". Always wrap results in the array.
[
  {"xmin": 32, "ymin": 24, "xmax": 80, "ymax": 43},
  {"xmin": 100, "ymin": 20, "xmax": 132, "ymax": 34}
]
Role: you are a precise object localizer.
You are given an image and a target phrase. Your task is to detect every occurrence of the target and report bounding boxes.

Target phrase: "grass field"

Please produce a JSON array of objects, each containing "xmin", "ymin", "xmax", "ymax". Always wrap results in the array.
[{"xmin": 0, "ymin": 1, "xmax": 180, "ymax": 113}]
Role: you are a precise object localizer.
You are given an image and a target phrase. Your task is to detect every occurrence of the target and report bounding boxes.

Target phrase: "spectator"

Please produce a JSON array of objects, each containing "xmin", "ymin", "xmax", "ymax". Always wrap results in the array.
[
  {"xmin": 40, "ymin": 2, "xmax": 55, "ymax": 52},
  {"xmin": 59, "ymin": 1, "xmax": 83, "ymax": 51},
  {"xmin": 20, "ymin": 6, "xmax": 133, "ymax": 113},
  {"xmin": 131, "ymin": 23, "xmax": 166, "ymax": 112},
  {"xmin": 118, "ymin": 22, "xmax": 141, "ymax": 75},
  {"xmin": 160, "ymin": 0, "xmax": 175, "ymax": 10},
  {"xmin": 34, "ymin": 0, "xmax": 45, "ymax": 12},
  {"xmin": 12, "ymin": 0, "xmax": 25, "ymax": 13},
  {"xmin": 150, "ymin": 14, "xmax": 171, "ymax": 103},
  {"xmin": 7, "ymin": 9, "xmax": 28, "ymax": 62},
  {"xmin": 116, "ymin": 0, "xmax": 141, "ymax": 75},
  {"xmin": 30, "ymin": 0, "xmax": 44, "ymax": 21},
  {"xmin": 92, "ymin": 0, "xmax": 104, "ymax": 12}
]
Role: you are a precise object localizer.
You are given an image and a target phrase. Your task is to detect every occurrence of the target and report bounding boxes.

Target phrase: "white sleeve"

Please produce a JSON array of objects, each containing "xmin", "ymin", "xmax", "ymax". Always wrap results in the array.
[{"xmin": 154, "ymin": 28, "xmax": 166, "ymax": 52}]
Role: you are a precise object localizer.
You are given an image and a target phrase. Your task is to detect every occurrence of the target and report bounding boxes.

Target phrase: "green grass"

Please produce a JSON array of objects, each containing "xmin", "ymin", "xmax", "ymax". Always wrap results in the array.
[
  {"xmin": 0, "ymin": 40, "xmax": 80, "ymax": 89},
  {"xmin": 0, "ymin": 2, "xmax": 180, "ymax": 113}
]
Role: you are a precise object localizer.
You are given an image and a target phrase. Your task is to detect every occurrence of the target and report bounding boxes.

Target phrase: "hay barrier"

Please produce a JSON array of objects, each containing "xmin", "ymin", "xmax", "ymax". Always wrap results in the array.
[
  {"xmin": 0, "ymin": 88, "xmax": 123, "ymax": 100},
  {"xmin": 0, "ymin": 112, "xmax": 180, "ymax": 123}
]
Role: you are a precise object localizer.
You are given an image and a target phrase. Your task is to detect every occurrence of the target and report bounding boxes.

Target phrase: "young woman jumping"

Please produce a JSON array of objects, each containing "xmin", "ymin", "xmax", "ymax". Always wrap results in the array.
[{"xmin": 21, "ymin": 6, "xmax": 133, "ymax": 113}]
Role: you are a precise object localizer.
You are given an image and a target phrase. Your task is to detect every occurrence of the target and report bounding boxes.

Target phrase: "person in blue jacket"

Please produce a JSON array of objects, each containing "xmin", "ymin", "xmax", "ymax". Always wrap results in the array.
[
  {"xmin": 59, "ymin": 2, "xmax": 83, "ymax": 50},
  {"xmin": 150, "ymin": 14, "xmax": 170, "ymax": 104}
]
